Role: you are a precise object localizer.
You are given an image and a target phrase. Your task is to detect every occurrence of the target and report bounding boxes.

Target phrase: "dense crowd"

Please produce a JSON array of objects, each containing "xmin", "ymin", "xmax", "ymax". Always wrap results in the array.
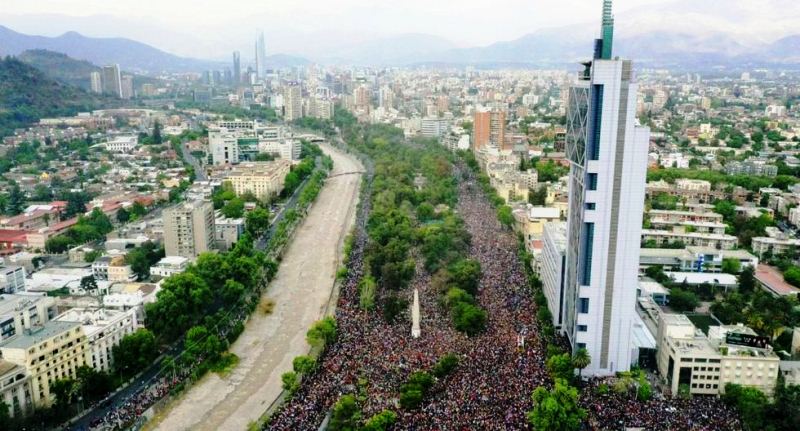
[
  {"xmin": 268, "ymin": 168, "xmax": 548, "ymax": 430},
  {"xmin": 582, "ymin": 379, "xmax": 742, "ymax": 430},
  {"xmin": 268, "ymin": 163, "xmax": 744, "ymax": 431}
]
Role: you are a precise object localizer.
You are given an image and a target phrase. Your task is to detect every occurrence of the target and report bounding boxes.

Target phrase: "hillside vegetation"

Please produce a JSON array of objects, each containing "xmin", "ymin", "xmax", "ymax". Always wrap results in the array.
[{"xmin": 0, "ymin": 56, "xmax": 114, "ymax": 137}]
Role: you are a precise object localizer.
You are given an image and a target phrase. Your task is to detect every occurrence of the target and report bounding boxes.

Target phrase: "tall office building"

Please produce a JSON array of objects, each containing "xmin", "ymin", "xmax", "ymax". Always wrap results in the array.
[
  {"xmin": 472, "ymin": 110, "xmax": 505, "ymax": 151},
  {"xmin": 120, "ymin": 75, "xmax": 134, "ymax": 100},
  {"xmin": 101, "ymin": 64, "xmax": 122, "ymax": 98},
  {"xmin": 163, "ymin": 201, "xmax": 215, "ymax": 259},
  {"xmin": 255, "ymin": 31, "xmax": 267, "ymax": 79},
  {"xmin": 233, "ymin": 51, "xmax": 241, "ymax": 85},
  {"xmin": 90, "ymin": 71, "xmax": 102, "ymax": 94},
  {"xmin": 283, "ymin": 83, "xmax": 303, "ymax": 122},
  {"xmin": 562, "ymin": 0, "xmax": 650, "ymax": 376}
]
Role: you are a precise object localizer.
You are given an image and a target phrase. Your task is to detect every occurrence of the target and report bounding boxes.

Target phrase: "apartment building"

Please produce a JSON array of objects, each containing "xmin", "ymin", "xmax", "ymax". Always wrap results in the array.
[
  {"xmin": 540, "ymin": 222, "xmax": 568, "ymax": 329},
  {"xmin": 0, "ymin": 294, "xmax": 58, "ymax": 343},
  {"xmin": 54, "ymin": 308, "xmax": 137, "ymax": 372},
  {"xmin": 0, "ymin": 321, "xmax": 88, "ymax": 407},
  {"xmin": 641, "ymin": 229, "xmax": 738, "ymax": 250},
  {"xmin": 162, "ymin": 201, "xmax": 215, "ymax": 259},
  {"xmin": 226, "ymin": 160, "xmax": 292, "ymax": 200}
]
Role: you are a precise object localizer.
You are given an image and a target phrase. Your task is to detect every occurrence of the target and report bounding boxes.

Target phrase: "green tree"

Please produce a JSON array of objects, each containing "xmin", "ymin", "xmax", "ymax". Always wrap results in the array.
[
  {"xmin": 6, "ymin": 183, "xmax": 26, "ymax": 215},
  {"xmin": 306, "ymin": 316, "xmax": 337, "ymax": 347},
  {"xmin": 292, "ymin": 355, "xmax": 316, "ymax": 375},
  {"xmin": 328, "ymin": 394, "xmax": 361, "ymax": 431},
  {"xmin": 447, "ymin": 259, "xmax": 482, "ymax": 295},
  {"xmin": 668, "ymin": 288, "xmax": 699, "ymax": 312},
  {"xmin": 116, "ymin": 207, "xmax": 130, "ymax": 223},
  {"xmin": 739, "ymin": 266, "xmax": 756, "ymax": 294},
  {"xmin": 572, "ymin": 348, "xmax": 591, "ymax": 380},
  {"xmin": 281, "ymin": 371, "xmax": 299, "ymax": 393},
  {"xmin": 221, "ymin": 197, "xmax": 245, "ymax": 218},
  {"xmin": 527, "ymin": 379, "xmax": 586, "ymax": 431},
  {"xmin": 452, "ymin": 302, "xmax": 487, "ymax": 336},
  {"xmin": 547, "ymin": 353, "xmax": 574, "ymax": 381},
  {"xmin": 50, "ymin": 378, "xmax": 80, "ymax": 408},
  {"xmin": 722, "ymin": 384, "xmax": 769, "ymax": 431},
  {"xmin": 79, "ymin": 275, "xmax": 98, "ymax": 291},
  {"xmin": 431, "ymin": 353, "xmax": 459, "ymax": 378},
  {"xmin": 152, "ymin": 120, "xmax": 163, "ymax": 145},
  {"xmin": 245, "ymin": 207, "xmax": 271, "ymax": 236},
  {"xmin": 497, "ymin": 205, "xmax": 514, "ymax": 228},
  {"xmin": 113, "ymin": 329, "xmax": 158, "ymax": 378},
  {"xmin": 783, "ymin": 266, "xmax": 800, "ymax": 287},
  {"xmin": 721, "ymin": 258, "xmax": 741, "ymax": 274},
  {"xmin": 0, "ymin": 401, "xmax": 9, "ymax": 426},
  {"xmin": 363, "ymin": 410, "xmax": 398, "ymax": 431},
  {"xmin": 529, "ymin": 186, "xmax": 548, "ymax": 206}
]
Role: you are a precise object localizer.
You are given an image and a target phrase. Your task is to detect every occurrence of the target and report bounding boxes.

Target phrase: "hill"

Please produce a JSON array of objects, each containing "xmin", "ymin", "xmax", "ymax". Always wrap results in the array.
[
  {"xmin": 17, "ymin": 49, "xmax": 163, "ymax": 91},
  {"xmin": 0, "ymin": 56, "xmax": 116, "ymax": 137},
  {"xmin": 0, "ymin": 25, "xmax": 221, "ymax": 74},
  {"xmin": 17, "ymin": 49, "xmax": 99, "ymax": 88}
]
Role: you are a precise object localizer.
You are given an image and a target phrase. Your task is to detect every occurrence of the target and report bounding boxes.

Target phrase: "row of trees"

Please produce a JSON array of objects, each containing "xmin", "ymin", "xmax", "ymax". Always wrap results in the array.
[{"xmin": 337, "ymin": 111, "xmax": 487, "ymax": 335}]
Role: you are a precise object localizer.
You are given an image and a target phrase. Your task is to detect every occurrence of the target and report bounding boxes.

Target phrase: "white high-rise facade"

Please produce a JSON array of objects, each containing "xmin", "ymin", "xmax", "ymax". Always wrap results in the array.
[
  {"xmin": 255, "ymin": 31, "xmax": 267, "ymax": 79},
  {"xmin": 562, "ymin": 0, "xmax": 650, "ymax": 376}
]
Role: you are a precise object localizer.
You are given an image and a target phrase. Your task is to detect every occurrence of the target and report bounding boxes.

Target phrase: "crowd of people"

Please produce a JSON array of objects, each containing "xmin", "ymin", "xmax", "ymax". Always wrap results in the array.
[
  {"xmin": 268, "ymin": 163, "xmax": 745, "ymax": 431},
  {"xmin": 268, "ymin": 168, "xmax": 549, "ymax": 430},
  {"xmin": 582, "ymin": 379, "xmax": 742, "ymax": 430}
]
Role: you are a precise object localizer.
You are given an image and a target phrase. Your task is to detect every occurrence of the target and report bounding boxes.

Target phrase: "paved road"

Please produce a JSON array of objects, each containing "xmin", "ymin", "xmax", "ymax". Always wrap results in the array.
[
  {"xmin": 180, "ymin": 143, "xmax": 206, "ymax": 181},
  {"xmin": 148, "ymin": 143, "xmax": 363, "ymax": 431}
]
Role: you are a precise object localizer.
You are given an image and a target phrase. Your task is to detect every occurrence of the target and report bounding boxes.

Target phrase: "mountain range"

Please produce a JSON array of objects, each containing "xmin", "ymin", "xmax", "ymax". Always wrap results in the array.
[
  {"xmin": 2, "ymin": 13, "xmax": 800, "ymax": 73},
  {"xmin": 0, "ymin": 25, "xmax": 308, "ymax": 74}
]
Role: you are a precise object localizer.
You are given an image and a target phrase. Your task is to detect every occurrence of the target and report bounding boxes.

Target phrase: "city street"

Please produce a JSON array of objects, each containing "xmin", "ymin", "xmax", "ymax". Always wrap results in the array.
[{"xmin": 146, "ymin": 143, "xmax": 363, "ymax": 431}]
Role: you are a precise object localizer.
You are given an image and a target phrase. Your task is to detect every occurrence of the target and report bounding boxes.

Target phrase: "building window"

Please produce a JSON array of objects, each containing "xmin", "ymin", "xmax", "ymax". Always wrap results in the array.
[
  {"xmin": 577, "ymin": 342, "xmax": 587, "ymax": 350},
  {"xmin": 578, "ymin": 298, "xmax": 590, "ymax": 314},
  {"xmin": 588, "ymin": 84, "xmax": 604, "ymax": 161},
  {"xmin": 585, "ymin": 202, "xmax": 596, "ymax": 210},
  {"xmin": 577, "ymin": 325, "xmax": 588, "ymax": 332},
  {"xmin": 580, "ymin": 223, "xmax": 595, "ymax": 285},
  {"xmin": 587, "ymin": 173, "xmax": 598, "ymax": 190}
]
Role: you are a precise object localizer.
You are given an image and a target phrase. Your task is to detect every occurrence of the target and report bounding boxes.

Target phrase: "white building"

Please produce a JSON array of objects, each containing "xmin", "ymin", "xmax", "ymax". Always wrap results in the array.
[
  {"xmin": 149, "ymin": 256, "xmax": 190, "ymax": 279},
  {"xmin": 261, "ymin": 139, "xmax": 301, "ymax": 161},
  {"xmin": 55, "ymin": 308, "xmax": 137, "ymax": 372},
  {"xmin": 104, "ymin": 136, "xmax": 139, "ymax": 153},
  {"xmin": 0, "ymin": 294, "xmax": 57, "ymax": 343},
  {"xmin": 208, "ymin": 127, "xmax": 241, "ymax": 165},
  {"xmin": 657, "ymin": 314, "xmax": 779, "ymax": 397},
  {"xmin": 563, "ymin": 1, "xmax": 650, "ymax": 376},
  {"xmin": 0, "ymin": 265, "xmax": 26, "ymax": 294},
  {"xmin": 540, "ymin": 222, "xmax": 567, "ymax": 329},
  {"xmin": 420, "ymin": 117, "xmax": 449, "ymax": 138},
  {"xmin": 215, "ymin": 216, "xmax": 245, "ymax": 251}
]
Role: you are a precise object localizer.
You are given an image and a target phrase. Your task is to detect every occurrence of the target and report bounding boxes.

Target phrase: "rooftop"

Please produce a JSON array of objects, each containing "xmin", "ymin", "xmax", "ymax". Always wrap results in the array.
[
  {"xmin": 754, "ymin": 264, "xmax": 800, "ymax": 297},
  {"xmin": 0, "ymin": 321, "xmax": 80, "ymax": 350},
  {"xmin": 666, "ymin": 272, "xmax": 738, "ymax": 286}
]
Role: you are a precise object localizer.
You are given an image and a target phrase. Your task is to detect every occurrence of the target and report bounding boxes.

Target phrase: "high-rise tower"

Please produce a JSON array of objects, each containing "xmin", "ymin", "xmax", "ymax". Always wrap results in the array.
[
  {"xmin": 233, "ymin": 51, "xmax": 241, "ymax": 85},
  {"xmin": 562, "ymin": 0, "xmax": 650, "ymax": 376},
  {"xmin": 255, "ymin": 31, "xmax": 267, "ymax": 79}
]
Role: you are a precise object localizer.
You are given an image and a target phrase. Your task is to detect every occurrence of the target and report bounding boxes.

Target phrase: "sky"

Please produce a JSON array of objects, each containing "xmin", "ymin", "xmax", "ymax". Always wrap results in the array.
[
  {"xmin": 2, "ymin": 0, "xmax": 798, "ymax": 60},
  {"xmin": 2, "ymin": 0, "xmax": 673, "ymax": 46}
]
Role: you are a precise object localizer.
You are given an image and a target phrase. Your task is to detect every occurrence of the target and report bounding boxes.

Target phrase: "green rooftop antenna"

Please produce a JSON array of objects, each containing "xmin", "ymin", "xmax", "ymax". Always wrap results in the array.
[{"xmin": 601, "ymin": 0, "xmax": 614, "ymax": 59}]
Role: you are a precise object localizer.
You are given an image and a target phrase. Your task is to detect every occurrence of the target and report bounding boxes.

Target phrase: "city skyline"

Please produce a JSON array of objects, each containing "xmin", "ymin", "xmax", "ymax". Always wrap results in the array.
[{"xmin": 1, "ymin": 0, "xmax": 798, "ymax": 60}]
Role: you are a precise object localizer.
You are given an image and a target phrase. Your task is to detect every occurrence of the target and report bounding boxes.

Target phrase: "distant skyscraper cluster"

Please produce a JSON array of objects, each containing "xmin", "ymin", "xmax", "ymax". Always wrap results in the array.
[{"xmin": 90, "ymin": 64, "xmax": 133, "ymax": 99}]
